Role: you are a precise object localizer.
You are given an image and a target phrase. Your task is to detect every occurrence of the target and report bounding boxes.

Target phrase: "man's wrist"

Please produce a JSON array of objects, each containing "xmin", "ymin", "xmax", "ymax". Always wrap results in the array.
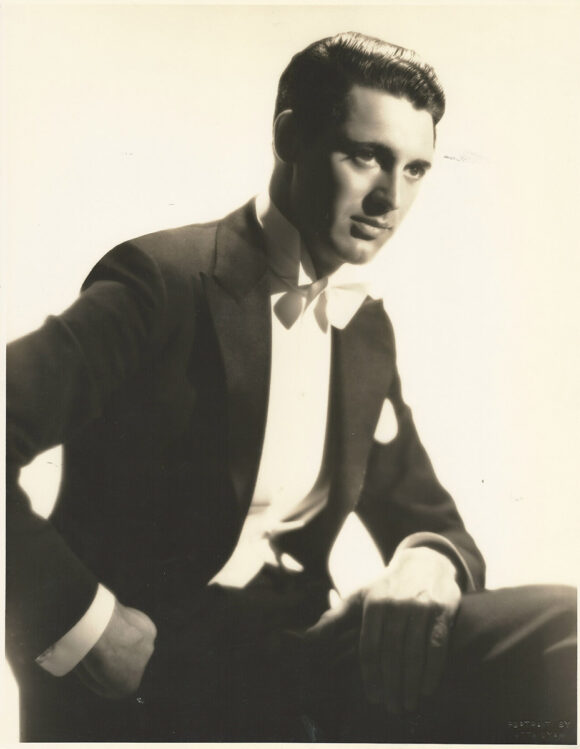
[
  {"xmin": 392, "ymin": 532, "xmax": 475, "ymax": 591},
  {"xmin": 36, "ymin": 585, "xmax": 116, "ymax": 676},
  {"xmin": 391, "ymin": 545, "xmax": 458, "ymax": 580}
]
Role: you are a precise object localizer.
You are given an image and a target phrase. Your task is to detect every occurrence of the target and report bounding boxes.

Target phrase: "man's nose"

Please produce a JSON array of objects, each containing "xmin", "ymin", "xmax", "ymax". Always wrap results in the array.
[{"xmin": 363, "ymin": 171, "xmax": 400, "ymax": 216}]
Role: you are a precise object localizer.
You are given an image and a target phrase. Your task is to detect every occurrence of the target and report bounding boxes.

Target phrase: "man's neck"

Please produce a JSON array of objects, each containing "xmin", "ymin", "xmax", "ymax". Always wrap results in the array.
[{"xmin": 268, "ymin": 170, "xmax": 341, "ymax": 280}]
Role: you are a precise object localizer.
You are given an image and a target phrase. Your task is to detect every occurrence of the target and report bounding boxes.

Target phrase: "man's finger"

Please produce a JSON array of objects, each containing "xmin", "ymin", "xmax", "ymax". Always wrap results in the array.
[
  {"xmin": 381, "ymin": 605, "xmax": 406, "ymax": 714},
  {"xmin": 305, "ymin": 602, "xmax": 344, "ymax": 640},
  {"xmin": 322, "ymin": 623, "xmax": 359, "ymax": 658},
  {"xmin": 359, "ymin": 601, "xmax": 384, "ymax": 704},
  {"xmin": 305, "ymin": 593, "xmax": 361, "ymax": 643},
  {"xmin": 421, "ymin": 610, "xmax": 451, "ymax": 697},
  {"xmin": 402, "ymin": 604, "xmax": 430, "ymax": 712},
  {"xmin": 123, "ymin": 607, "xmax": 158, "ymax": 640},
  {"xmin": 330, "ymin": 628, "xmax": 359, "ymax": 668},
  {"xmin": 74, "ymin": 661, "xmax": 122, "ymax": 700}
]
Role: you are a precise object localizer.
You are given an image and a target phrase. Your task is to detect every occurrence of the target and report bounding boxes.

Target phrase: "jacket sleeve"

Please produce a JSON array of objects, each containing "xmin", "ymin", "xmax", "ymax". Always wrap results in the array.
[
  {"xmin": 355, "ymin": 368, "xmax": 486, "ymax": 592},
  {"xmin": 6, "ymin": 242, "xmax": 172, "ymax": 666}
]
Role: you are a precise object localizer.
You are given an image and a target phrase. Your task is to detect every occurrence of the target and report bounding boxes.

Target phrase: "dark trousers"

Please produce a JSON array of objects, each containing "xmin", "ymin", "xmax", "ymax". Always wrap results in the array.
[{"xmin": 18, "ymin": 567, "xmax": 577, "ymax": 743}]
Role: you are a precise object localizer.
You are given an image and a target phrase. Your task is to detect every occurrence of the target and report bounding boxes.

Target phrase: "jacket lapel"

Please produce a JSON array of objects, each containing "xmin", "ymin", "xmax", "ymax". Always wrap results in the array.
[
  {"xmin": 202, "ymin": 202, "xmax": 271, "ymax": 516},
  {"xmin": 329, "ymin": 299, "xmax": 395, "ymax": 515}
]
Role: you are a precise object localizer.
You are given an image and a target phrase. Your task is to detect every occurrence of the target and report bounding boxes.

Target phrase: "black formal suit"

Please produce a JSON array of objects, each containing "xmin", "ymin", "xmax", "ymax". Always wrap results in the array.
[{"xmin": 6, "ymin": 201, "xmax": 574, "ymax": 742}]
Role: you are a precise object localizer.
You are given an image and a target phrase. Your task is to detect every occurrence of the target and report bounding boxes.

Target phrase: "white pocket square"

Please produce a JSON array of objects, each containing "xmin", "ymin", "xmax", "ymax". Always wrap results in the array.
[{"xmin": 374, "ymin": 398, "xmax": 398, "ymax": 444}]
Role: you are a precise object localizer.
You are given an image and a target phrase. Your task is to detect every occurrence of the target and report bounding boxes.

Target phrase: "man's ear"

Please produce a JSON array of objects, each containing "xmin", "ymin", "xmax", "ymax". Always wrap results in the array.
[{"xmin": 273, "ymin": 109, "xmax": 301, "ymax": 163}]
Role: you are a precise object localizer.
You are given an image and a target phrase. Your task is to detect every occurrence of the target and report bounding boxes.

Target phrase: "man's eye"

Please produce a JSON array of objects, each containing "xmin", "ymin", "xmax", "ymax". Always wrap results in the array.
[
  {"xmin": 406, "ymin": 164, "xmax": 426, "ymax": 179},
  {"xmin": 352, "ymin": 149, "xmax": 378, "ymax": 167}
]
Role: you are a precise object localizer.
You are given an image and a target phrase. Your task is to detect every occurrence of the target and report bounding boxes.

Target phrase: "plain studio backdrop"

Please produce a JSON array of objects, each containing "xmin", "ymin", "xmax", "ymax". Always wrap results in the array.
[{"xmin": 2, "ymin": 3, "xmax": 579, "ymax": 741}]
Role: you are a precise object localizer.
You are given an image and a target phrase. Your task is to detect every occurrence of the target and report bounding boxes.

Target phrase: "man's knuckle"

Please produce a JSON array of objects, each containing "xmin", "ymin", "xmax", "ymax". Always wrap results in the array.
[
  {"xmin": 430, "ymin": 599, "xmax": 446, "ymax": 615},
  {"xmin": 408, "ymin": 596, "xmax": 430, "ymax": 612},
  {"xmin": 122, "ymin": 674, "xmax": 144, "ymax": 697},
  {"xmin": 106, "ymin": 684, "xmax": 132, "ymax": 700},
  {"xmin": 147, "ymin": 619, "xmax": 158, "ymax": 639}
]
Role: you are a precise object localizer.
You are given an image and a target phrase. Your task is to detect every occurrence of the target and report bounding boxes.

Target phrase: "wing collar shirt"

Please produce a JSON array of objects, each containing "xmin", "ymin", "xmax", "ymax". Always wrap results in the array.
[{"xmin": 36, "ymin": 193, "xmax": 473, "ymax": 676}]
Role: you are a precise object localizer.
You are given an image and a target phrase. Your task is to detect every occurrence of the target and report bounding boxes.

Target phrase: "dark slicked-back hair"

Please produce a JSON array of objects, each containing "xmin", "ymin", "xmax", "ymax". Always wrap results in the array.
[{"xmin": 275, "ymin": 31, "xmax": 445, "ymax": 141}]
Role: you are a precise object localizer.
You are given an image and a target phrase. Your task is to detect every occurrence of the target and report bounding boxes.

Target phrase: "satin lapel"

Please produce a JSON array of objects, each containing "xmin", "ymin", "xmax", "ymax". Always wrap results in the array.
[
  {"xmin": 202, "ymin": 203, "xmax": 271, "ymax": 515},
  {"xmin": 329, "ymin": 299, "xmax": 395, "ymax": 515}
]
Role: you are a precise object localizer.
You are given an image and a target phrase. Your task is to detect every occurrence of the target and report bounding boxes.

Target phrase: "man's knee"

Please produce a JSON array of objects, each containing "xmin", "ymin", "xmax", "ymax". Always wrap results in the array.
[
  {"xmin": 539, "ymin": 583, "xmax": 577, "ymax": 618},
  {"xmin": 520, "ymin": 584, "xmax": 577, "ymax": 648}
]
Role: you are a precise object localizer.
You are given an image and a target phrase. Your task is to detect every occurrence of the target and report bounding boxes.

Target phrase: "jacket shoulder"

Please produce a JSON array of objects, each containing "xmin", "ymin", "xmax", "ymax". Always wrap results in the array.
[
  {"xmin": 110, "ymin": 198, "xmax": 258, "ymax": 282},
  {"xmin": 121, "ymin": 218, "xmax": 220, "ymax": 279}
]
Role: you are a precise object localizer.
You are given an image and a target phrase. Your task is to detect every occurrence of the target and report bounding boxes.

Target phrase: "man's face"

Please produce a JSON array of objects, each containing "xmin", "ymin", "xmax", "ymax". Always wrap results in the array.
[{"xmin": 289, "ymin": 84, "xmax": 435, "ymax": 276}]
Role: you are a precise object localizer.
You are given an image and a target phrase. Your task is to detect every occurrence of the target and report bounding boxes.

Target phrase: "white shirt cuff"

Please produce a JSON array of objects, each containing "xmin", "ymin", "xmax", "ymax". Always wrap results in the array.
[
  {"xmin": 35, "ymin": 584, "xmax": 116, "ymax": 676},
  {"xmin": 393, "ymin": 531, "xmax": 477, "ymax": 592}
]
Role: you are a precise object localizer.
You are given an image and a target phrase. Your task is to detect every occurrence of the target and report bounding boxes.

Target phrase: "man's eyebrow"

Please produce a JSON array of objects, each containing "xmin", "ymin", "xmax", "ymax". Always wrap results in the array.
[{"xmin": 407, "ymin": 158, "xmax": 432, "ymax": 170}]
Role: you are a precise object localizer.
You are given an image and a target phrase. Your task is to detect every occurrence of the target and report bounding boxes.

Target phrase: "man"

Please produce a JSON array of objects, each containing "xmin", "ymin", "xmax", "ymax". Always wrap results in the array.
[{"xmin": 6, "ymin": 31, "xmax": 576, "ymax": 742}]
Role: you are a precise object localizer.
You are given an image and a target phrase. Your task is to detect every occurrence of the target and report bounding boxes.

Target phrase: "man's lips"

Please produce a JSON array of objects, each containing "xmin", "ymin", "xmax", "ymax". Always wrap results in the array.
[{"xmin": 351, "ymin": 216, "xmax": 393, "ymax": 238}]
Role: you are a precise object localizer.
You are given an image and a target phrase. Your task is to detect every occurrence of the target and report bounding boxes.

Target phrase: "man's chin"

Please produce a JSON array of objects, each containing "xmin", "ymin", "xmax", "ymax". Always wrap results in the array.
[
  {"xmin": 338, "ymin": 237, "xmax": 389, "ymax": 266},
  {"xmin": 309, "ymin": 233, "xmax": 388, "ymax": 275}
]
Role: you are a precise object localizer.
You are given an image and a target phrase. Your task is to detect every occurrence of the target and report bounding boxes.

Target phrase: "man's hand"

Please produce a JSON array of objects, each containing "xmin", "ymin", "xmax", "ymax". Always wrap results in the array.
[
  {"xmin": 73, "ymin": 600, "xmax": 157, "ymax": 699},
  {"xmin": 359, "ymin": 546, "xmax": 461, "ymax": 713},
  {"xmin": 305, "ymin": 546, "xmax": 461, "ymax": 714}
]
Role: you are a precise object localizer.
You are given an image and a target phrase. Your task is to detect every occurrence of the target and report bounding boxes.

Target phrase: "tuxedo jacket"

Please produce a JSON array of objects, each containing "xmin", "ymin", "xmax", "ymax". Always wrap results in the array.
[{"xmin": 6, "ymin": 200, "xmax": 485, "ymax": 672}]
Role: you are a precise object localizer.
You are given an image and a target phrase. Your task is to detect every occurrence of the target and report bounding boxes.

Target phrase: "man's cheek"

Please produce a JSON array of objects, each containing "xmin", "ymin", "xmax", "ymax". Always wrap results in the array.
[{"xmin": 340, "ymin": 178, "xmax": 368, "ymax": 215}]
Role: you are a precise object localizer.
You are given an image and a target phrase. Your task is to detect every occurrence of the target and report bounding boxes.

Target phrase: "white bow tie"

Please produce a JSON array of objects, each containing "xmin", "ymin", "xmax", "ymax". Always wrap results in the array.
[{"xmin": 273, "ymin": 278, "xmax": 371, "ymax": 331}]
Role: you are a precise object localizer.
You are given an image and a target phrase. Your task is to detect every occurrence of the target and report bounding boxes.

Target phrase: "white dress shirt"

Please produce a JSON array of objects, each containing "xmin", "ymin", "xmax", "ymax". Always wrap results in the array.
[{"xmin": 37, "ymin": 193, "xmax": 472, "ymax": 675}]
